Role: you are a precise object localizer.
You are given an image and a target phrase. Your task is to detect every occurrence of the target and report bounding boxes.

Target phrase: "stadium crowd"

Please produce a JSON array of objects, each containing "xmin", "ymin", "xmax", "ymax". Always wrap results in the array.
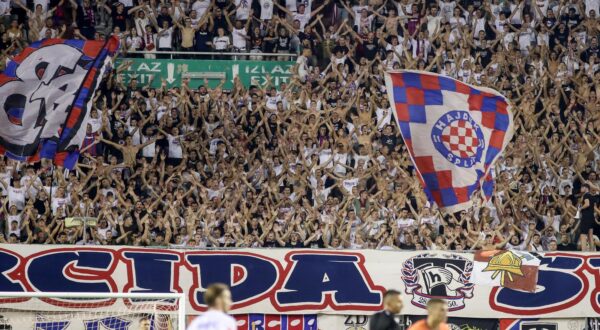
[{"xmin": 0, "ymin": 0, "xmax": 598, "ymax": 252}]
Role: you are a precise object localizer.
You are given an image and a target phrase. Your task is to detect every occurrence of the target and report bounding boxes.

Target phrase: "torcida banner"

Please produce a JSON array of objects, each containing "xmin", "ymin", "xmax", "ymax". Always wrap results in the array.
[{"xmin": 0, "ymin": 245, "xmax": 599, "ymax": 318}]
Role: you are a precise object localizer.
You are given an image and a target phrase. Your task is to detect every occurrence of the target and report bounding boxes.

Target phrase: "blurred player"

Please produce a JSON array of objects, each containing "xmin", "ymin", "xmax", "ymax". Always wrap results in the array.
[
  {"xmin": 186, "ymin": 283, "xmax": 236, "ymax": 330},
  {"xmin": 138, "ymin": 317, "xmax": 151, "ymax": 330},
  {"xmin": 407, "ymin": 299, "xmax": 449, "ymax": 330},
  {"xmin": 369, "ymin": 289, "xmax": 403, "ymax": 330},
  {"xmin": 139, "ymin": 316, "xmax": 173, "ymax": 330}
]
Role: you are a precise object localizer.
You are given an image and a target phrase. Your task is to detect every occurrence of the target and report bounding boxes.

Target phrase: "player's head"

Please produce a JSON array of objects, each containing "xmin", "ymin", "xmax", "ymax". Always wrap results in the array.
[
  {"xmin": 204, "ymin": 283, "xmax": 232, "ymax": 312},
  {"xmin": 426, "ymin": 299, "xmax": 448, "ymax": 325},
  {"xmin": 138, "ymin": 317, "xmax": 151, "ymax": 330},
  {"xmin": 383, "ymin": 289, "xmax": 403, "ymax": 314}
]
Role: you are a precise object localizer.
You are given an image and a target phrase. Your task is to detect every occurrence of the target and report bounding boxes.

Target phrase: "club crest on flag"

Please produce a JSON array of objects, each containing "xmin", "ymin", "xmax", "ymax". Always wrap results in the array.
[
  {"xmin": 384, "ymin": 71, "xmax": 514, "ymax": 213},
  {"xmin": 431, "ymin": 110, "xmax": 485, "ymax": 168}
]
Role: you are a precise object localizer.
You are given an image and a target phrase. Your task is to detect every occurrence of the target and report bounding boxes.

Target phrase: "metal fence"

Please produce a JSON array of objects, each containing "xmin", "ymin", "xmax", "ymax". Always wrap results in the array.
[{"xmin": 122, "ymin": 50, "xmax": 298, "ymax": 61}]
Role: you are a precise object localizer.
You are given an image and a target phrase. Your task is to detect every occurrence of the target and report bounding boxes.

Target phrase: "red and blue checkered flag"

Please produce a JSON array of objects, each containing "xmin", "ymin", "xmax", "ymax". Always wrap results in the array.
[
  {"xmin": 384, "ymin": 71, "xmax": 514, "ymax": 213},
  {"xmin": 0, "ymin": 37, "xmax": 120, "ymax": 169}
]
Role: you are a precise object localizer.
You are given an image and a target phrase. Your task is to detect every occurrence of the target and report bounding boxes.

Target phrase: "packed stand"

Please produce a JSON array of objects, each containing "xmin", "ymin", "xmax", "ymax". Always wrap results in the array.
[{"xmin": 0, "ymin": 0, "xmax": 598, "ymax": 252}]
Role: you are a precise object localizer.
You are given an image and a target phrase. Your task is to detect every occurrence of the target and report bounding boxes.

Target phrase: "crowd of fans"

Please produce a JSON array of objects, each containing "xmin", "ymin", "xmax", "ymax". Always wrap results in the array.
[{"xmin": 0, "ymin": 0, "xmax": 599, "ymax": 252}]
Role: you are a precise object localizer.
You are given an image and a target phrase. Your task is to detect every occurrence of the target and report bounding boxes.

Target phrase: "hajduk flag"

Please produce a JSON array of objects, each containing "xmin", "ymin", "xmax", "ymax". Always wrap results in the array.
[
  {"xmin": 0, "ymin": 37, "xmax": 120, "ymax": 169},
  {"xmin": 384, "ymin": 71, "xmax": 514, "ymax": 213},
  {"xmin": 473, "ymin": 250, "xmax": 541, "ymax": 293}
]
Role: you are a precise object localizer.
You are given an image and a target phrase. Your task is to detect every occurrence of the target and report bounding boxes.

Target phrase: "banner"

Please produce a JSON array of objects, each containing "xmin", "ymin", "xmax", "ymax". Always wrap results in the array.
[
  {"xmin": 317, "ymin": 315, "xmax": 499, "ymax": 330},
  {"xmin": 1, "ymin": 246, "xmax": 600, "ymax": 318},
  {"xmin": 500, "ymin": 318, "xmax": 587, "ymax": 330},
  {"xmin": 473, "ymin": 250, "xmax": 541, "ymax": 293},
  {"xmin": 317, "ymin": 315, "xmax": 372, "ymax": 330},
  {"xmin": 115, "ymin": 59, "xmax": 294, "ymax": 89},
  {"xmin": 0, "ymin": 38, "xmax": 119, "ymax": 168},
  {"xmin": 407, "ymin": 315, "xmax": 499, "ymax": 330}
]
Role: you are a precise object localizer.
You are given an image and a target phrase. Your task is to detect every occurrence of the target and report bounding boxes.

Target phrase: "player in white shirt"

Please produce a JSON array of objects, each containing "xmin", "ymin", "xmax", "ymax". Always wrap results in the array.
[{"xmin": 187, "ymin": 284, "xmax": 236, "ymax": 330}]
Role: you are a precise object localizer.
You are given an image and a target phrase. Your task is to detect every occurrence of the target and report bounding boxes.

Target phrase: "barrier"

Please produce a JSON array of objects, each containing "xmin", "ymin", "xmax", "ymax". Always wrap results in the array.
[
  {"xmin": 114, "ymin": 58, "xmax": 295, "ymax": 89},
  {"xmin": 0, "ymin": 245, "xmax": 599, "ymax": 318}
]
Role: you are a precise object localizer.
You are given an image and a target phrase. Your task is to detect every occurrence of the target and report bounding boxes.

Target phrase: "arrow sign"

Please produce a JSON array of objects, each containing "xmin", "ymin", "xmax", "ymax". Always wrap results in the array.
[
  {"xmin": 166, "ymin": 63, "xmax": 176, "ymax": 84},
  {"xmin": 231, "ymin": 64, "xmax": 239, "ymax": 84}
]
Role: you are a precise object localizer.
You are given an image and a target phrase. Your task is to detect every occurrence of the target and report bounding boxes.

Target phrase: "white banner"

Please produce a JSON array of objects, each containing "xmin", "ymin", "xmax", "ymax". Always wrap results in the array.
[
  {"xmin": 0, "ymin": 245, "xmax": 599, "ymax": 318},
  {"xmin": 500, "ymin": 318, "xmax": 588, "ymax": 330}
]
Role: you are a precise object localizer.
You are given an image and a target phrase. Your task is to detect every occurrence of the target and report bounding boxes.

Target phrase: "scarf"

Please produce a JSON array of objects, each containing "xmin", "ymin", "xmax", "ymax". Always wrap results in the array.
[{"xmin": 84, "ymin": 6, "xmax": 95, "ymax": 26}]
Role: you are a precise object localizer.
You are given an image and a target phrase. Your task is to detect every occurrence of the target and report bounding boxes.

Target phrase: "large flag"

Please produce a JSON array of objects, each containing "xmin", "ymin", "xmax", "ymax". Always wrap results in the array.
[
  {"xmin": 472, "ymin": 250, "xmax": 541, "ymax": 293},
  {"xmin": 0, "ymin": 37, "xmax": 120, "ymax": 169},
  {"xmin": 384, "ymin": 71, "xmax": 514, "ymax": 213}
]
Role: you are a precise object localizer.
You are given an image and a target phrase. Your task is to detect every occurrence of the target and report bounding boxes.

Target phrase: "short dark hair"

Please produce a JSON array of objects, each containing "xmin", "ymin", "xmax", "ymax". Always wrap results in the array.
[
  {"xmin": 204, "ymin": 283, "xmax": 229, "ymax": 307},
  {"xmin": 427, "ymin": 298, "xmax": 445, "ymax": 308},
  {"xmin": 383, "ymin": 289, "xmax": 401, "ymax": 299}
]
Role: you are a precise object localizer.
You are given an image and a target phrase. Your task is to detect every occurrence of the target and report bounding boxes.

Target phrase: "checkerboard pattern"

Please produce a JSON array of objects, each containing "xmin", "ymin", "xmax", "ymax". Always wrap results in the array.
[
  {"xmin": 442, "ymin": 120, "xmax": 480, "ymax": 158},
  {"xmin": 385, "ymin": 71, "xmax": 514, "ymax": 213}
]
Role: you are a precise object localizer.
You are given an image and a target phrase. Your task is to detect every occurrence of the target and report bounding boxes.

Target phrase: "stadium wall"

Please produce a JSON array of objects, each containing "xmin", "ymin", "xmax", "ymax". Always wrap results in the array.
[{"xmin": 0, "ymin": 245, "xmax": 599, "ymax": 321}]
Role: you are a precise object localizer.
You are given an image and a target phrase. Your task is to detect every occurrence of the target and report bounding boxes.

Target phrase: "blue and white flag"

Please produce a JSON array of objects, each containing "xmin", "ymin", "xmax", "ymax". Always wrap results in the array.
[
  {"xmin": 0, "ymin": 37, "xmax": 119, "ymax": 168},
  {"xmin": 384, "ymin": 71, "xmax": 514, "ymax": 213}
]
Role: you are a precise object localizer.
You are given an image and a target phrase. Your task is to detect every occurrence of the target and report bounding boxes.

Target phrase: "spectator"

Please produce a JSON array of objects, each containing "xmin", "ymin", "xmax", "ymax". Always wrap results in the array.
[{"xmin": 0, "ymin": 0, "xmax": 599, "ymax": 253}]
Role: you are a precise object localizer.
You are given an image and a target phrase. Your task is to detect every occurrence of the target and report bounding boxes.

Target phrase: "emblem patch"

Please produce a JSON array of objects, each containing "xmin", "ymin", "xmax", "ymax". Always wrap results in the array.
[
  {"xmin": 431, "ymin": 110, "xmax": 485, "ymax": 168},
  {"xmin": 401, "ymin": 253, "xmax": 474, "ymax": 311}
]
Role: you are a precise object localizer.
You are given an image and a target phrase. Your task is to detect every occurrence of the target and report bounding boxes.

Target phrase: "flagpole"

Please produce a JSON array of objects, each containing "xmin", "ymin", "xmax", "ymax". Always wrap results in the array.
[{"xmin": 49, "ymin": 163, "xmax": 53, "ymax": 218}]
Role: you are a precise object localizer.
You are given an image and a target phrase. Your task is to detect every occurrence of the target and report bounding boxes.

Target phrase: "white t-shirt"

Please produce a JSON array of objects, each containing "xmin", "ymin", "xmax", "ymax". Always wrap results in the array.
[
  {"xmin": 376, "ymin": 107, "xmax": 392, "ymax": 129},
  {"xmin": 319, "ymin": 149, "xmax": 333, "ymax": 167},
  {"xmin": 192, "ymin": 0, "xmax": 211, "ymax": 17},
  {"xmin": 0, "ymin": 172, "xmax": 9, "ymax": 196},
  {"xmin": 427, "ymin": 15, "xmax": 442, "ymax": 37},
  {"xmin": 334, "ymin": 153, "xmax": 348, "ymax": 175},
  {"xmin": 157, "ymin": 27, "xmax": 173, "ymax": 48},
  {"xmin": 119, "ymin": 0, "xmax": 133, "ymax": 7},
  {"xmin": 52, "ymin": 197, "xmax": 70, "ymax": 215},
  {"xmin": 8, "ymin": 186, "xmax": 25, "ymax": 210},
  {"xmin": 168, "ymin": 135, "xmax": 183, "ymax": 159},
  {"xmin": 265, "ymin": 95, "xmax": 280, "ymax": 110},
  {"xmin": 502, "ymin": 32, "xmax": 516, "ymax": 49},
  {"xmin": 142, "ymin": 135, "xmax": 156, "ymax": 158},
  {"xmin": 439, "ymin": 1, "xmax": 456, "ymax": 21},
  {"xmin": 34, "ymin": 0, "xmax": 49, "ymax": 12},
  {"xmin": 187, "ymin": 310, "xmax": 236, "ymax": 330},
  {"xmin": 0, "ymin": 0, "xmax": 11, "ymax": 16},
  {"xmin": 259, "ymin": 0, "xmax": 273, "ymax": 19},
  {"xmin": 7, "ymin": 214, "xmax": 21, "ymax": 230},
  {"xmin": 386, "ymin": 41, "xmax": 405, "ymax": 61},
  {"xmin": 397, "ymin": 217, "xmax": 416, "ymax": 230},
  {"xmin": 235, "ymin": 0, "xmax": 251, "ymax": 20},
  {"xmin": 293, "ymin": 11, "xmax": 310, "ymax": 31},
  {"xmin": 352, "ymin": 5, "xmax": 368, "ymax": 27},
  {"xmin": 509, "ymin": 3, "xmax": 523, "ymax": 25},
  {"xmin": 134, "ymin": 17, "xmax": 150, "ymax": 37},
  {"xmin": 285, "ymin": 0, "xmax": 297, "ymax": 12},
  {"xmin": 449, "ymin": 16, "xmax": 466, "ymax": 30},
  {"xmin": 342, "ymin": 178, "xmax": 359, "ymax": 193},
  {"xmin": 585, "ymin": 0, "xmax": 599, "ymax": 15},
  {"xmin": 296, "ymin": 55, "xmax": 309, "ymax": 80},
  {"xmin": 232, "ymin": 28, "xmax": 247, "ymax": 49},
  {"xmin": 213, "ymin": 36, "xmax": 230, "ymax": 50}
]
